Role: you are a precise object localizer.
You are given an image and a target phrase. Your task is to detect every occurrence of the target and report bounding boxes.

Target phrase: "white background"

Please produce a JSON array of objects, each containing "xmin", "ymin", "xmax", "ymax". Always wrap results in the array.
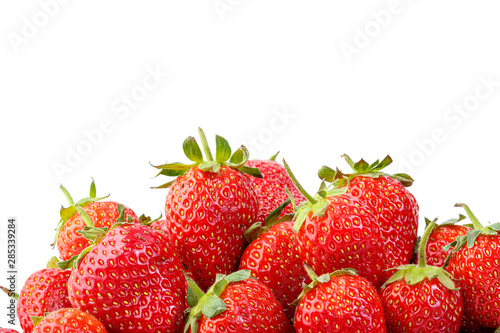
[{"xmin": 1, "ymin": 1, "xmax": 500, "ymax": 329}]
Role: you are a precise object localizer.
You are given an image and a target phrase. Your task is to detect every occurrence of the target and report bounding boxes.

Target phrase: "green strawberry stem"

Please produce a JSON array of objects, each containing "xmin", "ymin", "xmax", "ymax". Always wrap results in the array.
[
  {"xmin": 0, "ymin": 285, "xmax": 19, "ymax": 300},
  {"xmin": 198, "ymin": 127, "xmax": 214, "ymax": 161},
  {"xmin": 417, "ymin": 218, "xmax": 437, "ymax": 268},
  {"xmin": 282, "ymin": 159, "xmax": 317, "ymax": 204},
  {"xmin": 456, "ymin": 203, "xmax": 484, "ymax": 231},
  {"xmin": 74, "ymin": 204, "xmax": 95, "ymax": 228}
]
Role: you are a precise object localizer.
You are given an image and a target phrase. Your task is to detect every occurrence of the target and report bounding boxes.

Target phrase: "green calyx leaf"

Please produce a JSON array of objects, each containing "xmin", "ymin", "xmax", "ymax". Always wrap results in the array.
[
  {"xmin": 269, "ymin": 151, "xmax": 280, "ymax": 161},
  {"xmin": 57, "ymin": 244, "xmax": 93, "ymax": 270},
  {"xmin": 320, "ymin": 154, "xmax": 415, "ymax": 188},
  {"xmin": 215, "ymin": 135, "xmax": 231, "ymax": 162},
  {"xmin": 52, "ymin": 180, "xmax": 109, "ymax": 248},
  {"xmin": 244, "ymin": 199, "xmax": 292, "ymax": 243},
  {"xmin": 46, "ymin": 256, "xmax": 60, "ymax": 269},
  {"xmin": 184, "ymin": 270, "xmax": 251, "ymax": 333},
  {"xmin": 153, "ymin": 128, "xmax": 262, "ymax": 190},
  {"xmin": 138, "ymin": 213, "xmax": 162, "ymax": 226},
  {"xmin": 183, "ymin": 137, "xmax": 204, "ymax": 162},
  {"xmin": 383, "ymin": 265, "xmax": 458, "ymax": 291},
  {"xmin": 31, "ymin": 316, "xmax": 45, "ymax": 328}
]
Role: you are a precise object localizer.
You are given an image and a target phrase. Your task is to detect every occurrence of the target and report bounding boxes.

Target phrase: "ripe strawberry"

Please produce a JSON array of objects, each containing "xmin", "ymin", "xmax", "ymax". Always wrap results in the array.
[
  {"xmin": 4, "ymin": 259, "xmax": 72, "ymax": 333},
  {"xmin": 32, "ymin": 308, "xmax": 107, "ymax": 333},
  {"xmin": 284, "ymin": 160, "xmax": 386, "ymax": 288},
  {"xmin": 246, "ymin": 154, "xmax": 305, "ymax": 223},
  {"xmin": 184, "ymin": 270, "xmax": 294, "ymax": 332},
  {"xmin": 380, "ymin": 218, "xmax": 463, "ymax": 333},
  {"xmin": 239, "ymin": 199, "xmax": 310, "ymax": 320},
  {"xmin": 65, "ymin": 205, "xmax": 186, "ymax": 333},
  {"xmin": 424, "ymin": 215, "xmax": 470, "ymax": 267},
  {"xmin": 294, "ymin": 267, "xmax": 386, "ymax": 332},
  {"xmin": 446, "ymin": 204, "xmax": 500, "ymax": 328},
  {"xmin": 319, "ymin": 155, "xmax": 419, "ymax": 279},
  {"xmin": 152, "ymin": 128, "xmax": 261, "ymax": 290},
  {"xmin": 55, "ymin": 179, "xmax": 138, "ymax": 261}
]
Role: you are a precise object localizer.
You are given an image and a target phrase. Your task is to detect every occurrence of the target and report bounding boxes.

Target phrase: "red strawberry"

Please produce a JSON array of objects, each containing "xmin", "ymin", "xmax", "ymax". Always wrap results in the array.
[
  {"xmin": 55, "ymin": 180, "xmax": 138, "ymax": 261},
  {"xmin": 424, "ymin": 215, "xmax": 470, "ymax": 267},
  {"xmin": 184, "ymin": 270, "xmax": 294, "ymax": 333},
  {"xmin": 319, "ymin": 155, "xmax": 419, "ymax": 279},
  {"xmin": 284, "ymin": 160, "xmax": 386, "ymax": 288},
  {"xmin": 32, "ymin": 308, "xmax": 107, "ymax": 333},
  {"xmin": 3, "ymin": 259, "xmax": 72, "ymax": 333},
  {"xmin": 152, "ymin": 128, "xmax": 261, "ymax": 290},
  {"xmin": 246, "ymin": 154, "xmax": 305, "ymax": 222},
  {"xmin": 294, "ymin": 267, "xmax": 387, "ymax": 332},
  {"xmin": 446, "ymin": 204, "xmax": 500, "ymax": 328},
  {"xmin": 239, "ymin": 199, "xmax": 310, "ymax": 319},
  {"xmin": 66, "ymin": 205, "xmax": 186, "ymax": 333},
  {"xmin": 380, "ymin": 218, "xmax": 463, "ymax": 333}
]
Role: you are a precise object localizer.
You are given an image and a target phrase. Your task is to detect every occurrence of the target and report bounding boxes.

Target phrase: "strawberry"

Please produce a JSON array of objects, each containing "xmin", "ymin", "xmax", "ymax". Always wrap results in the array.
[
  {"xmin": 294, "ymin": 267, "xmax": 387, "ymax": 332},
  {"xmin": 380, "ymin": 218, "xmax": 463, "ymax": 333},
  {"xmin": 32, "ymin": 308, "xmax": 107, "ymax": 333},
  {"xmin": 319, "ymin": 155, "xmax": 419, "ymax": 279},
  {"xmin": 1, "ymin": 258, "xmax": 72, "ymax": 333},
  {"xmin": 284, "ymin": 160, "xmax": 386, "ymax": 288},
  {"xmin": 65, "ymin": 205, "xmax": 186, "ymax": 333},
  {"xmin": 183, "ymin": 270, "xmax": 294, "ymax": 333},
  {"xmin": 55, "ymin": 179, "xmax": 138, "ymax": 261},
  {"xmin": 239, "ymin": 199, "xmax": 310, "ymax": 320},
  {"xmin": 152, "ymin": 128, "xmax": 261, "ymax": 290},
  {"xmin": 445, "ymin": 204, "xmax": 500, "ymax": 328},
  {"xmin": 424, "ymin": 215, "xmax": 470, "ymax": 267},
  {"xmin": 246, "ymin": 153, "xmax": 305, "ymax": 223}
]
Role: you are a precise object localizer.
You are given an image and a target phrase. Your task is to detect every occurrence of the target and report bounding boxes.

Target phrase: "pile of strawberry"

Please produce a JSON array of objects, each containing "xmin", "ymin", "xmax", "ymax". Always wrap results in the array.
[{"xmin": 2, "ymin": 128, "xmax": 500, "ymax": 333}]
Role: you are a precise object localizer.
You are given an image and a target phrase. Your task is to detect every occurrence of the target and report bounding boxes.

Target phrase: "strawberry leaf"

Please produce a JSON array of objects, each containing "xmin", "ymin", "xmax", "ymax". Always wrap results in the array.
[
  {"xmin": 215, "ymin": 135, "xmax": 231, "ymax": 162},
  {"xmin": 238, "ymin": 165, "xmax": 263, "ymax": 178},
  {"xmin": 318, "ymin": 165, "xmax": 337, "ymax": 183},
  {"xmin": 90, "ymin": 178, "xmax": 97, "ymax": 198},
  {"xmin": 183, "ymin": 137, "xmax": 204, "ymax": 162},
  {"xmin": 229, "ymin": 146, "xmax": 247, "ymax": 165},
  {"xmin": 200, "ymin": 296, "xmax": 227, "ymax": 319}
]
